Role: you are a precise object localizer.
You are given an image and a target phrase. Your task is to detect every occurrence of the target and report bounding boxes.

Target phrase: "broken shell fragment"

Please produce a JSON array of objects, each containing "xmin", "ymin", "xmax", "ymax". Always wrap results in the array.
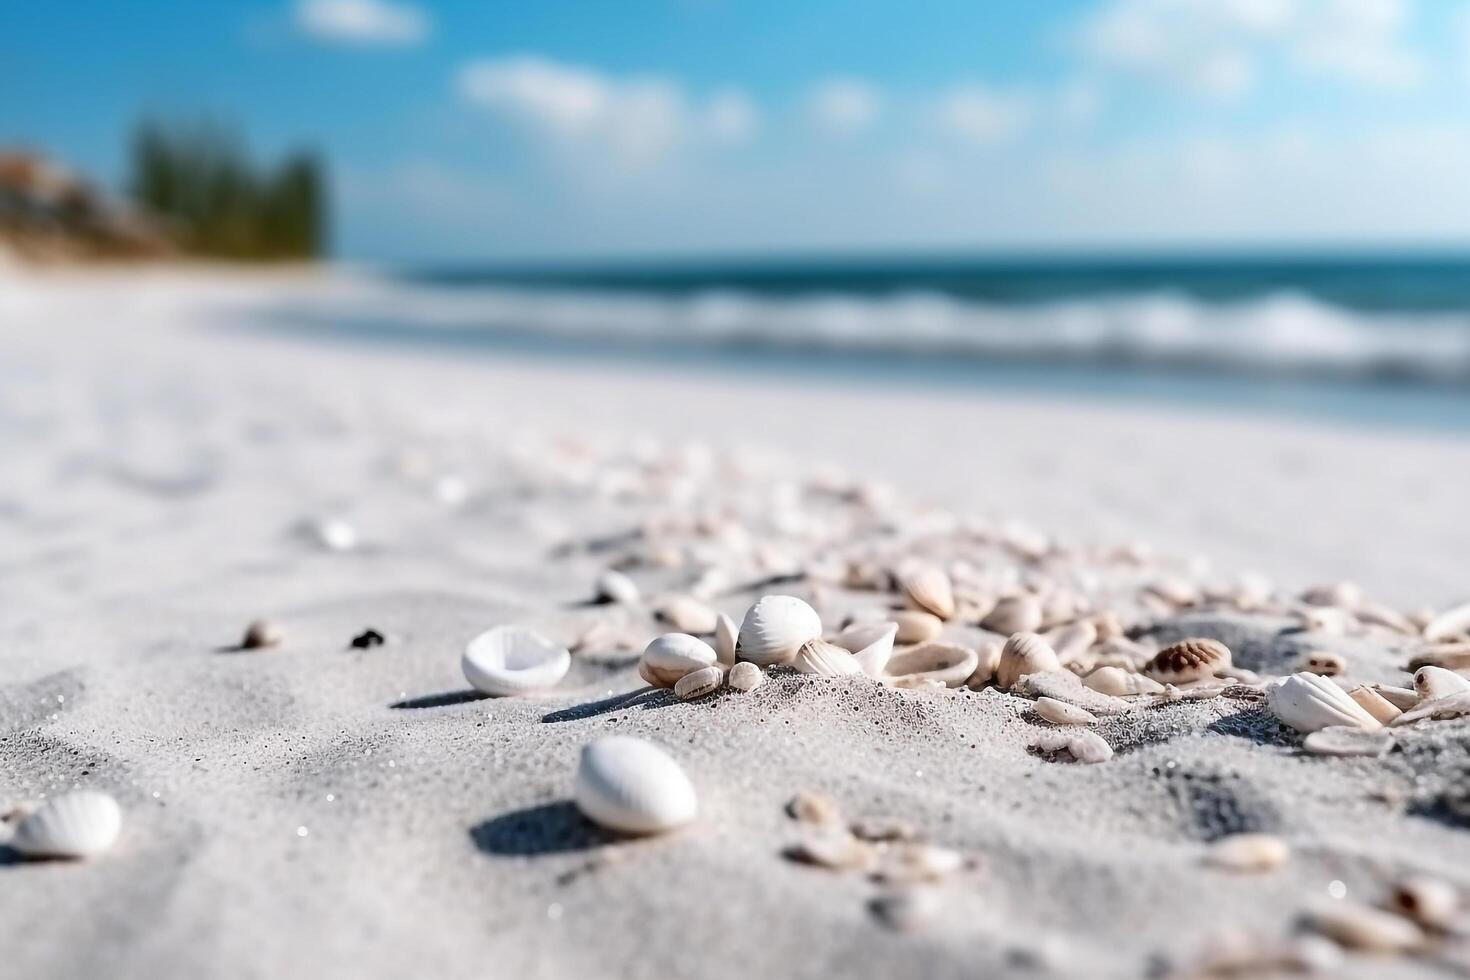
[
  {"xmin": 1370, "ymin": 683, "xmax": 1420, "ymax": 711},
  {"xmin": 829, "ymin": 621, "xmax": 898, "ymax": 678},
  {"xmin": 1414, "ymin": 665, "xmax": 1470, "ymax": 701},
  {"xmin": 674, "ymin": 664, "xmax": 724, "ymax": 700},
  {"xmin": 900, "ymin": 566, "xmax": 955, "ymax": 620},
  {"xmin": 1348, "ymin": 685, "xmax": 1403, "ymax": 725},
  {"xmin": 1303, "ymin": 726, "xmax": 1394, "ymax": 758},
  {"xmin": 1143, "ymin": 638, "xmax": 1231, "ymax": 685},
  {"xmin": 713, "ymin": 613, "xmax": 738, "ymax": 667},
  {"xmin": 737, "ymin": 595, "xmax": 822, "ymax": 666},
  {"xmin": 884, "ymin": 642, "xmax": 980, "ymax": 689},
  {"xmin": 1266, "ymin": 672, "xmax": 1382, "ymax": 734},
  {"xmin": 573, "ymin": 735, "xmax": 697, "ymax": 835},
  {"xmin": 1035, "ymin": 729, "xmax": 1112, "ymax": 764},
  {"xmin": 1392, "ymin": 689, "xmax": 1470, "ymax": 727},
  {"xmin": 462, "ymin": 626, "xmax": 572, "ymax": 697},
  {"xmin": 1203, "ymin": 833, "xmax": 1290, "ymax": 873},
  {"xmin": 727, "ymin": 660, "xmax": 764, "ymax": 693},
  {"xmin": 1034, "ymin": 696, "xmax": 1097, "ymax": 726},
  {"xmin": 996, "ymin": 632, "xmax": 1061, "ymax": 690},
  {"xmin": 638, "ymin": 633, "xmax": 720, "ymax": 688},
  {"xmin": 9, "ymin": 790, "xmax": 122, "ymax": 859}
]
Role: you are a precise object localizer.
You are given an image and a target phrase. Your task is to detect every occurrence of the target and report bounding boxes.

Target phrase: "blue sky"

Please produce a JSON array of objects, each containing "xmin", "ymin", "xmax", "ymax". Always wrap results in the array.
[{"xmin": 4, "ymin": 0, "xmax": 1470, "ymax": 262}]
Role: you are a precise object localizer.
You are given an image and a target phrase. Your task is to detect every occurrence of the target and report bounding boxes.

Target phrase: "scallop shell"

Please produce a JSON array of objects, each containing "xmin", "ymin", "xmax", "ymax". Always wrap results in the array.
[
  {"xmin": 1425, "ymin": 602, "xmax": 1470, "ymax": 643},
  {"xmin": 1348, "ymin": 685, "xmax": 1403, "ymax": 725},
  {"xmin": 594, "ymin": 569, "xmax": 640, "ymax": 605},
  {"xmin": 981, "ymin": 595, "xmax": 1042, "ymax": 635},
  {"xmin": 1266, "ymin": 672, "xmax": 1382, "ymax": 734},
  {"xmin": 900, "ymin": 566, "xmax": 955, "ymax": 620},
  {"xmin": 892, "ymin": 610, "xmax": 943, "ymax": 645},
  {"xmin": 573, "ymin": 736, "xmax": 697, "ymax": 835},
  {"xmin": 1307, "ymin": 901, "xmax": 1425, "ymax": 952},
  {"xmin": 658, "ymin": 594, "xmax": 719, "ymax": 635},
  {"xmin": 1203, "ymin": 833, "xmax": 1289, "ymax": 872},
  {"xmin": 1299, "ymin": 651, "xmax": 1345, "ymax": 677},
  {"xmin": 996, "ymin": 632, "xmax": 1061, "ymax": 690},
  {"xmin": 1083, "ymin": 665, "xmax": 1163, "ymax": 697},
  {"xmin": 884, "ymin": 642, "xmax": 979, "ymax": 689},
  {"xmin": 674, "ymin": 664, "xmax": 724, "ymax": 700},
  {"xmin": 1303, "ymin": 726, "xmax": 1394, "ymax": 757},
  {"xmin": 713, "ymin": 613, "xmax": 738, "ymax": 667},
  {"xmin": 1035, "ymin": 696, "xmax": 1097, "ymax": 726},
  {"xmin": 10, "ymin": 790, "xmax": 122, "ymax": 858},
  {"xmin": 736, "ymin": 595, "xmax": 822, "ymax": 666},
  {"xmin": 1143, "ymin": 638, "xmax": 1231, "ymax": 685},
  {"xmin": 1414, "ymin": 665, "xmax": 1470, "ymax": 701},
  {"xmin": 792, "ymin": 639, "xmax": 864, "ymax": 677},
  {"xmin": 829, "ymin": 622, "xmax": 898, "ymax": 678},
  {"xmin": 727, "ymin": 661, "xmax": 764, "ymax": 693},
  {"xmin": 462, "ymin": 626, "xmax": 571, "ymax": 697},
  {"xmin": 639, "ymin": 633, "xmax": 720, "ymax": 688}
]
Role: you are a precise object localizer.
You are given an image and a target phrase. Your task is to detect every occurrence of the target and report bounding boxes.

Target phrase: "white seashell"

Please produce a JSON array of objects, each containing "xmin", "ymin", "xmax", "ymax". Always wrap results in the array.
[
  {"xmin": 1370, "ymin": 683, "xmax": 1420, "ymax": 711},
  {"xmin": 1266, "ymin": 672, "xmax": 1382, "ymax": 734},
  {"xmin": 900, "ymin": 566, "xmax": 955, "ymax": 620},
  {"xmin": 1299, "ymin": 651, "xmax": 1346, "ymax": 677},
  {"xmin": 1203, "ymin": 833, "xmax": 1290, "ymax": 872},
  {"xmin": 792, "ymin": 639, "xmax": 864, "ymax": 677},
  {"xmin": 1348, "ymin": 685, "xmax": 1402, "ymax": 725},
  {"xmin": 1307, "ymin": 901, "xmax": 1425, "ymax": 952},
  {"xmin": 981, "ymin": 594, "xmax": 1042, "ymax": 635},
  {"xmin": 658, "ymin": 594, "xmax": 719, "ymax": 635},
  {"xmin": 736, "ymin": 595, "xmax": 822, "ymax": 666},
  {"xmin": 1303, "ymin": 726, "xmax": 1395, "ymax": 758},
  {"xmin": 830, "ymin": 622, "xmax": 898, "ymax": 677},
  {"xmin": 1414, "ymin": 665, "xmax": 1470, "ymax": 701},
  {"xmin": 713, "ymin": 613, "xmax": 738, "ymax": 667},
  {"xmin": 1425, "ymin": 602, "xmax": 1470, "ymax": 642},
  {"xmin": 892, "ymin": 610, "xmax": 943, "ymax": 645},
  {"xmin": 10, "ymin": 791, "xmax": 122, "ymax": 858},
  {"xmin": 1043, "ymin": 620, "xmax": 1097, "ymax": 664},
  {"xmin": 726, "ymin": 660, "xmax": 764, "ymax": 693},
  {"xmin": 1392, "ymin": 690, "xmax": 1470, "ymax": 727},
  {"xmin": 1390, "ymin": 876, "xmax": 1460, "ymax": 930},
  {"xmin": 1035, "ymin": 696, "xmax": 1097, "ymax": 726},
  {"xmin": 638, "ymin": 633, "xmax": 719, "ymax": 688},
  {"xmin": 884, "ymin": 642, "xmax": 979, "ymax": 689},
  {"xmin": 1143, "ymin": 638, "xmax": 1231, "ymax": 684},
  {"xmin": 594, "ymin": 569, "xmax": 640, "ymax": 605},
  {"xmin": 573, "ymin": 736, "xmax": 697, "ymax": 835},
  {"xmin": 996, "ymin": 632, "xmax": 1061, "ymax": 689},
  {"xmin": 674, "ymin": 665, "xmax": 724, "ymax": 700},
  {"xmin": 965, "ymin": 640, "xmax": 1002, "ymax": 688},
  {"xmin": 1083, "ymin": 665, "xmax": 1162, "ymax": 697},
  {"xmin": 462, "ymin": 626, "xmax": 571, "ymax": 697},
  {"xmin": 1065, "ymin": 730, "xmax": 1113, "ymax": 764}
]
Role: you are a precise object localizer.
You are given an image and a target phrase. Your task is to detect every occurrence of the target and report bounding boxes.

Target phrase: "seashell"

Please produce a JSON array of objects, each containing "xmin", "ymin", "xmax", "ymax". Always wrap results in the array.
[
  {"xmin": 727, "ymin": 660, "xmax": 764, "ymax": 693},
  {"xmin": 1091, "ymin": 611, "xmax": 1125, "ymax": 643},
  {"xmin": 638, "ymin": 633, "xmax": 720, "ymax": 688},
  {"xmin": 1370, "ymin": 683, "xmax": 1420, "ymax": 711},
  {"xmin": 241, "ymin": 618, "xmax": 283, "ymax": 650},
  {"xmin": 674, "ymin": 665, "xmax": 724, "ymax": 700},
  {"xmin": 658, "ymin": 594, "xmax": 719, "ymax": 635},
  {"xmin": 1392, "ymin": 689, "xmax": 1470, "ymax": 727},
  {"xmin": 785, "ymin": 829, "xmax": 874, "ymax": 872},
  {"xmin": 1266, "ymin": 672, "xmax": 1382, "ymax": 734},
  {"xmin": 792, "ymin": 639, "xmax": 864, "ymax": 677},
  {"xmin": 1083, "ymin": 665, "xmax": 1163, "ymax": 697},
  {"xmin": 1302, "ymin": 581, "xmax": 1362, "ymax": 608},
  {"xmin": 1299, "ymin": 651, "xmax": 1346, "ymax": 677},
  {"xmin": 573, "ymin": 736, "xmax": 697, "ymax": 835},
  {"xmin": 1203, "ymin": 833, "xmax": 1290, "ymax": 872},
  {"xmin": 713, "ymin": 613, "xmax": 738, "ymax": 667},
  {"xmin": 1034, "ymin": 696, "xmax": 1097, "ymax": 726},
  {"xmin": 1144, "ymin": 577, "xmax": 1200, "ymax": 607},
  {"xmin": 1389, "ymin": 876, "xmax": 1460, "ymax": 930},
  {"xmin": 1414, "ymin": 665, "xmax": 1470, "ymax": 701},
  {"xmin": 786, "ymin": 790, "xmax": 843, "ymax": 827},
  {"xmin": 1017, "ymin": 670, "xmax": 1129, "ymax": 715},
  {"xmin": 1356, "ymin": 602, "xmax": 1416, "ymax": 635},
  {"xmin": 1143, "ymin": 638, "xmax": 1231, "ymax": 685},
  {"xmin": 1348, "ymin": 686, "xmax": 1403, "ymax": 725},
  {"xmin": 594, "ymin": 569, "xmax": 640, "ymax": 605},
  {"xmin": 9, "ymin": 790, "xmax": 122, "ymax": 859},
  {"xmin": 736, "ymin": 595, "xmax": 822, "ymax": 666},
  {"xmin": 873, "ymin": 842, "xmax": 967, "ymax": 884},
  {"xmin": 868, "ymin": 887, "xmax": 937, "ymax": 932},
  {"xmin": 900, "ymin": 566, "xmax": 955, "ymax": 620},
  {"xmin": 1307, "ymin": 901, "xmax": 1425, "ymax": 952},
  {"xmin": 965, "ymin": 640, "xmax": 1002, "ymax": 688},
  {"xmin": 1043, "ymin": 620, "xmax": 1097, "ymax": 664},
  {"xmin": 1303, "ymin": 726, "xmax": 1394, "ymax": 757},
  {"xmin": 996, "ymin": 632, "xmax": 1061, "ymax": 689},
  {"xmin": 1064, "ymin": 730, "xmax": 1113, "ymax": 764},
  {"xmin": 1409, "ymin": 642, "xmax": 1470, "ymax": 672},
  {"xmin": 884, "ymin": 642, "xmax": 979, "ymax": 689},
  {"xmin": 462, "ymin": 626, "xmax": 571, "ymax": 697},
  {"xmin": 981, "ymin": 594, "xmax": 1043, "ymax": 635},
  {"xmin": 1425, "ymin": 602, "xmax": 1470, "ymax": 643},
  {"xmin": 892, "ymin": 610, "xmax": 943, "ymax": 645},
  {"xmin": 830, "ymin": 622, "xmax": 898, "ymax": 678}
]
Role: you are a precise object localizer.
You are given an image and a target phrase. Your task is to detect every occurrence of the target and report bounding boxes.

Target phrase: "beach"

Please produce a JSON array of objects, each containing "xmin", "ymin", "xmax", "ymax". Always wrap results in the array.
[{"xmin": 4, "ymin": 266, "xmax": 1470, "ymax": 978}]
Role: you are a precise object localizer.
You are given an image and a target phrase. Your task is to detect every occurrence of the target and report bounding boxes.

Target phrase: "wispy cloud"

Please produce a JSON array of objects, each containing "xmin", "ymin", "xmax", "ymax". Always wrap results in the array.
[
  {"xmin": 295, "ymin": 0, "xmax": 429, "ymax": 46},
  {"xmin": 804, "ymin": 78, "xmax": 882, "ymax": 136},
  {"xmin": 929, "ymin": 84, "xmax": 1033, "ymax": 146}
]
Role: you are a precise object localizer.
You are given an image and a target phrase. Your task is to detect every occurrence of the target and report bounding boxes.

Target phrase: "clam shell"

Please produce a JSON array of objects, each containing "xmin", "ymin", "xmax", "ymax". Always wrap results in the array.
[
  {"xmin": 573, "ymin": 736, "xmax": 697, "ymax": 835},
  {"xmin": 713, "ymin": 613, "xmax": 738, "ymax": 667},
  {"xmin": 639, "ymin": 633, "xmax": 720, "ymax": 688},
  {"xmin": 884, "ymin": 642, "xmax": 979, "ymax": 689},
  {"xmin": 892, "ymin": 610, "xmax": 943, "ymax": 645},
  {"xmin": 1414, "ymin": 665, "xmax": 1470, "ymax": 701},
  {"xmin": 1266, "ymin": 672, "xmax": 1382, "ymax": 734},
  {"xmin": 10, "ymin": 790, "xmax": 122, "ymax": 858},
  {"xmin": 1425, "ymin": 602, "xmax": 1470, "ymax": 642},
  {"xmin": 830, "ymin": 622, "xmax": 898, "ymax": 677},
  {"xmin": 792, "ymin": 639, "xmax": 864, "ymax": 677},
  {"xmin": 1035, "ymin": 696, "xmax": 1097, "ymax": 726},
  {"xmin": 1303, "ymin": 726, "xmax": 1394, "ymax": 757},
  {"xmin": 658, "ymin": 594, "xmax": 719, "ymax": 635},
  {"xmin": 1348, "ymin": 686, "xmax": 1403, "ymax": 725},
  {"xmin": 1203, "ymin": 833, "xmax": 1289, "ymax": 872},
  {"xmin": 996, "ymin": 632, "xmax": 1061, "ymax": 690},
  {"xmin": 1307, "ymin": 901, "xmax": 1425, "ymax": 952},
  {"xmin": 727, "ymin": 661, "xmax": 764, "ymax": 693},
  {"xmin": 981, "ymin": 595, "xmax": 1042, "ymax": 635},
  {"xmin": 1392, "ymin": 689, "xmax": 1470, "ymax": 727},
  {"xmin": 1143, "ymin": 638, "xmax": 1231, "ymax": 685},
  {"xmin": 900, "ymin": 566, "xmax": 955, "ymax": 620},
  {"xmin": 674, "ymin": 664, "xmax": 724, "ymax": 700},
  {"xmin": 1083, "ymin": 665, "xmax": 1163, "ymax": 697},
  {"xmin": 737, "ymin": 595, "xmax": 822, "ymax": 666},
  {"xmin": 462, "ymin": 626, "xmax": 571, "ymax": 697},
  {"xmin": 594, "ymin": 569, "xmax": 640, "ymax": 605}
]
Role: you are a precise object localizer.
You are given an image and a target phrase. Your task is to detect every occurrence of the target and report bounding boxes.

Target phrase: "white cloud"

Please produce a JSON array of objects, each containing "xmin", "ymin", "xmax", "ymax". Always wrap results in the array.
[
  {"xmin": 805, "ymin": 78, "xmax": 882, "ymax": 136},
  {"xmin": 702, "ymin": 89, "xmax": 761, "ymax": 145},
  {"xmin": 930, "ymin": 84, "xmax": 1033, "ymax": 146},
  {"xmin": 295, "ymin": 0, "xmax": 429, "ymax": 46}
]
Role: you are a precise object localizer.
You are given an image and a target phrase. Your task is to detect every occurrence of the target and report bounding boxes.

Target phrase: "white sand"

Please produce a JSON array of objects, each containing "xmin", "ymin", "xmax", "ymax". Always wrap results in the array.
[{"xmin": 3, "ymin": 268, "xmax": 1470, "ymax": 978}]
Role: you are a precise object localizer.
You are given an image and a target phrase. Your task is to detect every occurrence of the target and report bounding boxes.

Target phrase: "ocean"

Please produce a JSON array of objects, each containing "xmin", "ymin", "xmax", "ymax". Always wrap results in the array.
[{"xmin": 264, "ymin": 252, "xmax": 1470, "ymax": 431}]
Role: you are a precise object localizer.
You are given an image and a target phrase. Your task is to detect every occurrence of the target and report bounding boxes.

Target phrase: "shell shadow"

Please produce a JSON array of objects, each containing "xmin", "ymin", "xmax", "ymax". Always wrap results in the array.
[
  {"xmin": 0, "ymin": 845, "xmax": 22, "ymax": 867},
  {"xmin": 469, "ymin": 801, "xmax": 615, "ymax": 856},
  {"xmin": 1204, "ymin": 705, "xmax": 1295, "ymax": 746},
  {"xmin": 390, "ymin": 689, "xmax": 488, "ymax": 710},
  {"xmin": 540, "ymin": 687, "xmax": 669, "ymax": 724}
]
